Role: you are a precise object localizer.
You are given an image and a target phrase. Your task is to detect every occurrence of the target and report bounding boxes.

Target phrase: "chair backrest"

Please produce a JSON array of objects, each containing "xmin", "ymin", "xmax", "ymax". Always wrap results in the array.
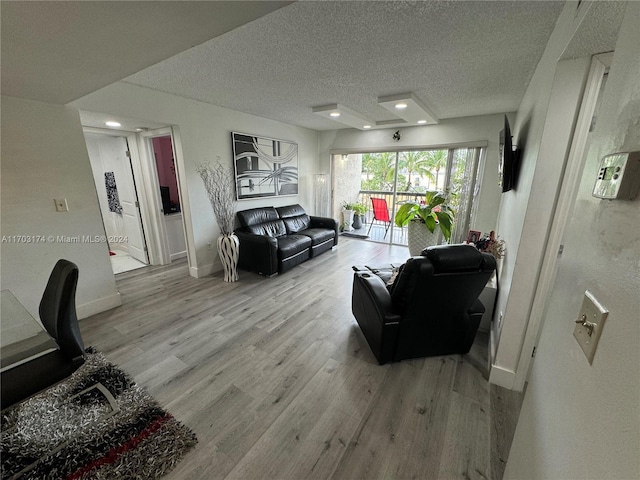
[
  {"xmin": 39, "ymin": 259, "xmax": 85, "ymax": 360},
  {"xmin": 370, "ymin": 197, "xmax": 390, "ymax": 222},
  {"xmin": 391, "ymin": 244, "xmax": 495, "ymax": 317}
]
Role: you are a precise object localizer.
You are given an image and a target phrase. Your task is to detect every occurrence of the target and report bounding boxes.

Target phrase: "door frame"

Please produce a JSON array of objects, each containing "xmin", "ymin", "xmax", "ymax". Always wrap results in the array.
[
  {"xmin": 512, "ymin": 53, "xmax": 612, "ymax": 390},
  {"xmin": 137, "ymin": 127, "xmax": 192, "ymax": 269},
  {"xmin": 83, "ymin": 127, "xmax": 151, "ymax": 264}
]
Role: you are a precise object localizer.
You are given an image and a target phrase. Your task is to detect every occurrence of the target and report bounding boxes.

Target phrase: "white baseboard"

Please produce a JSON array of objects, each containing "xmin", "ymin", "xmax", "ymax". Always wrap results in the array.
[
  {"xmin": 489, "ymin": 363, "xmax": 517, "ymax": 389},
  {"xmin": 77, "ymin": 292, "xmax": 121, "ymax": 319},
  {"xmin": 170, "ymin": 251, "xmax": 187, "ymax": 262},
  {"xmin": 189, "ymin": 261, "xmax": 222, "ymax": 279}
]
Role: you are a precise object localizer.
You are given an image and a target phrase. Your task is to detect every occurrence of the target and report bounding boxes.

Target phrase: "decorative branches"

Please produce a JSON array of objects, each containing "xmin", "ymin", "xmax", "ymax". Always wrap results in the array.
[{"xmin": 196, "ymin": 161, "xmax": 236, "ymax": 236}]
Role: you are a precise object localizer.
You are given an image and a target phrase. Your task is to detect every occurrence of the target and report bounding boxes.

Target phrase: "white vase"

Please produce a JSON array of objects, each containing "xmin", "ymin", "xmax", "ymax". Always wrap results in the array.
[
  {"xmin": 342, "ymin": 209, "xmax": 354, "ymax": 231},
  {"xmin": 217, "ymin": 233, "xmax": 239, "ymax": 282},
  {"xmin": 407, "ymin": 221, "xmax": 439, "ymax": 256}
]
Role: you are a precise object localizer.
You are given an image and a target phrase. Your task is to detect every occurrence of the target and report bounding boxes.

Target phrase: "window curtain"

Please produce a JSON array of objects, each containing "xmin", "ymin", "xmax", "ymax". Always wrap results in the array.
[{"xmin": 447, "ymin": 147, "xmax": 483, "ymax": 244}]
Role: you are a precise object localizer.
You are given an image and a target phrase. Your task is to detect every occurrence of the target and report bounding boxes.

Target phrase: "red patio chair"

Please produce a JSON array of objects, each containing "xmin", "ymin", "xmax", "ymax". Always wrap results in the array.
[{"xmin": 368, "ymin": 197, "xmax": 391, "ymax": 238}]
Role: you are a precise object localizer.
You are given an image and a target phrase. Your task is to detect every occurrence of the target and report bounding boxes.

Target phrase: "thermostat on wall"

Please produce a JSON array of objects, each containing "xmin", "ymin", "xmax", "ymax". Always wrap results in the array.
[{"xmin": 592, "ymin": 151, "xmax": 640, "ymax": 200}]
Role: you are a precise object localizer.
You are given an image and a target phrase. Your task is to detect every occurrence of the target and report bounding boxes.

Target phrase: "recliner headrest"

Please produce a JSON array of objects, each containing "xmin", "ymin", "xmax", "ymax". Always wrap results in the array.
[{"xmin": 422, "ymin": 244, "xmax": 494, "ymax": 273}]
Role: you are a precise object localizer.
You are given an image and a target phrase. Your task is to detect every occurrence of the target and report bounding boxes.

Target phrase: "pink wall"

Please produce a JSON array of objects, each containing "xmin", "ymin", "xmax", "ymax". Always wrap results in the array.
[{"xmin": 152, "ymin": 136, "xmax": 179, "ymax": 205}]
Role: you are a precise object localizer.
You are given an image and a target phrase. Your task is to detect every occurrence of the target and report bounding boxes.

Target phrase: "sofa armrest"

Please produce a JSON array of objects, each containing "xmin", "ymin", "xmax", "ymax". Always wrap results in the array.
[
  {"xmin": 352, "ymin": 272, "xmax": 400, "ymax": 324},
  {"xmin": 309, "ymin": 216, "xmax": 339, "ymax": 246},
  {"xmin": 235, "ymin": 230, "xmax": 279, "ymax": 276}
]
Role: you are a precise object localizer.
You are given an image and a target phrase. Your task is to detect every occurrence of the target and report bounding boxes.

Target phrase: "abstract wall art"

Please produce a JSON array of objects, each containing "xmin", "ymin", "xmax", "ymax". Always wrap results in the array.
[{"xmin": 232, "ymin": 132, "xmax": 298, "ymax": 200}]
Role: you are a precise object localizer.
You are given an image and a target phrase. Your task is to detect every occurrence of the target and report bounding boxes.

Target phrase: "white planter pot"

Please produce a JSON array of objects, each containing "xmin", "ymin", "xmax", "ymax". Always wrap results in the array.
[
  {"xmin": 342, "ymin": 209, "xmax": 354, "ymax": 231},
  {"xmin": 217, "ymin": 233, "xmax": 239, "ymax": 282},
  {"xmin": 407, "ymin": 221, "xmax": 439, "ymax": 256}
]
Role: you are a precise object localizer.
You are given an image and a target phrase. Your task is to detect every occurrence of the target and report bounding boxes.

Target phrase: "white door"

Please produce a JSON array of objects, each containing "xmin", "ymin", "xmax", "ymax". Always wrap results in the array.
[{"xmin": 95, "ymin": 134, "xmax": 149, "ymax": 264}]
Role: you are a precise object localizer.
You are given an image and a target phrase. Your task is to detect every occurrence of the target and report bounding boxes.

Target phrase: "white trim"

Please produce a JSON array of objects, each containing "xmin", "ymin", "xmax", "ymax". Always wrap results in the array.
[
  {"xmin": 170, "ymin": 251, "xmax": 187, "ymax": 262},
  {"xmin": 189, "ymin": 262, "xmax": 221, "ymax": 279},
  {"xmin": 489, "ymin": 364, "xmax": 516, "ymax": 390},
  {"xmin": 511, "ymin": 54, "xmax": 610, "ymax": 391},
  {"xmin": 77, "ymin": 292, "xmax": 122, "ymax": 319}
]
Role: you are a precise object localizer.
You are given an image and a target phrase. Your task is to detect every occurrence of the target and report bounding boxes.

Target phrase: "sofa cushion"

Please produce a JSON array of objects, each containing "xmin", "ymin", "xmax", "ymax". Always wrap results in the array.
[
  {"xmin": 277, "ymin": 204, "xmax": 311, "ymax": 233},
  {"xmin": 237, "ymin": 207, "xmax": 279, "ymax": 228},
  {"xmin": 246, "ymin": 219, "xmax": 287, "ymax": 238},
  {"xmin": 277, "ymin": 235, "xmax": 312, "ymax": 259},
  {"xmin": 299, "ymin": 228, "xmax": 334, "ymax": 246}
]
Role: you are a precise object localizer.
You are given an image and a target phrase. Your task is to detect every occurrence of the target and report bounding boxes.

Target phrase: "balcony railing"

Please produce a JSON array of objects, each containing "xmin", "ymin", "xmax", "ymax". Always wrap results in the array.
[{"xmin": 350, "ymin": 190, "xmax": 426, "ymax": 246}]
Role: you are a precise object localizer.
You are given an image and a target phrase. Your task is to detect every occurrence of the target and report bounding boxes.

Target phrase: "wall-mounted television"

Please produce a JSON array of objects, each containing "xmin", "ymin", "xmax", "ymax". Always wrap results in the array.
[{"xmin": 498, "ymin": 115, "xmax": 521, "ymax": 192}]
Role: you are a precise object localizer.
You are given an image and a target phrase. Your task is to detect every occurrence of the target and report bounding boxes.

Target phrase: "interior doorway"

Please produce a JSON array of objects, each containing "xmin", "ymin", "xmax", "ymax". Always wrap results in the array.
[{"xmin": 85, "ymin": 131, "xmax": 149, "ymax": 274}]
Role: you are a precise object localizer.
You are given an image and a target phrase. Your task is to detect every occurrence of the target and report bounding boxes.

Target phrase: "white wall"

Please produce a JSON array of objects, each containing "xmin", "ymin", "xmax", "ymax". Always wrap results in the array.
[
  {"xmin": 72, "ymin": 82, "xmax": 320, "ymax": 278},
  {"xmin": 1, "ymin": 96, "xmax": 121, "ymax": 319},
  {"xmin": 489, "ymin": 1, "xmax": 593, "ymax": 388},
  {"xmin": 319, "ymin": 113, "xmax": 507, "ymax": 235},
  {"xmin": 505, "ymin": 3, "xmax": 640, "ymax": 478}
]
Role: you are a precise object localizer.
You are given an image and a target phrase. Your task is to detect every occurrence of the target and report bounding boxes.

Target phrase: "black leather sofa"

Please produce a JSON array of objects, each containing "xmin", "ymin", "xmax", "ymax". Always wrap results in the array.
[
  {"xmin": 235, "ymin": 204, "xmax": 338, "ymax": 276},
  {"xmin": 352, "ymin": 244, "xmax": 496, "ymax": 364}
]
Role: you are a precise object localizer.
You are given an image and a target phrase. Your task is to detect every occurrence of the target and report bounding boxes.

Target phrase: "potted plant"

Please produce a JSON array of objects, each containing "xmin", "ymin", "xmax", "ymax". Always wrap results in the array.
[
  {"xmin": 394, "ymin": 190, "xmax": 455, "ymax": 256},
  {"xmin": 196, "ymin": 161, "xmax": 239, "ymax": 282},
  {"xmin": 352, "ymin": 202, "xmax": 368, "ymax": 229},
  {"xmin": 341, "ymin": 201, "xmax": 357, "ymax": 231}
]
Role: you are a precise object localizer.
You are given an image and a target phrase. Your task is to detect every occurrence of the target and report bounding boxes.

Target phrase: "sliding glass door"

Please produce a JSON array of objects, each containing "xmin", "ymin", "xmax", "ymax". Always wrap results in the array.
[{"xmin": 332, "ymin": 145, "xmax": 484, "ymax": 246}]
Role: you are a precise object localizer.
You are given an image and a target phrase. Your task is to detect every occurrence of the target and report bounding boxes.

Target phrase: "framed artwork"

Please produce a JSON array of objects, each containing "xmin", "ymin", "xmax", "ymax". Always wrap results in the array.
[
  {"xmin": 232, "ymin": 132, "xmax": 298, "ymax": 200},
  {"xmin": 467, "ymin": 230, "xmax": 481, "ymax": 244}
]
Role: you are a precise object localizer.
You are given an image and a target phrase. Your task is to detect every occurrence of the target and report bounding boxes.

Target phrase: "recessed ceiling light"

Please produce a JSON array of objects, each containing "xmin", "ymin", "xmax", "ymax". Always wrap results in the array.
[
  {"xmin": 363, "ymin": 125, "xmax": 372, "ymax": 129},
  {"xmin": 378, "ymin": 93, "xmax": 439, "ymax": 125},
  {"xmin": 395, "ymin": 103, "xmax": 408, "ymax": 110},
  {"xmin": 105, "ymin": 121, "xmax": 121, "ymax": 127},
  {"xmin": 312, "ymin": 104, "xmax": 376, "ymax": 130},
  {"xmin": 417, "ymin": 120, "xmax": 427, "ymax": 124}
]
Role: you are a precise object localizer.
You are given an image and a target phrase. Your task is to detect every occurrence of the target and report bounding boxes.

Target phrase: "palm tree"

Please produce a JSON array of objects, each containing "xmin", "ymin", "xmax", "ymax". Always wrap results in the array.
[
  {"xmin": 362, "ymin": 152, "xmax": 397, "ymax": 190},
  {"xmin": 398, "ymin": 151, "xmax": 435, "ymax": 191},
  {"xmin": 422, "ymin": 150, "xmax": 448, "ymax": 189}
]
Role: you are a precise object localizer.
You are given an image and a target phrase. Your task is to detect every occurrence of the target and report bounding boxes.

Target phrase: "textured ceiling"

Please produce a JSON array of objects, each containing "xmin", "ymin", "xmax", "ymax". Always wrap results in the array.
[
  {"xmin": 561, "ymin": 1, "xmax": 625, "ymax": 60},
  {"xmin": 0, "ymin": 1, "xmax": 291, "ymax": 104},
  {"xmin": 125, "ymin": 1, "xmax": 565, "ymax": 131}
]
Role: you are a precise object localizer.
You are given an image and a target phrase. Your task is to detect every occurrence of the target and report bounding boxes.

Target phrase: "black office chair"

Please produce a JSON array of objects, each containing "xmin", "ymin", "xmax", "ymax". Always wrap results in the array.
[
  {"xmin": 1, "ymin": 259, "xmax": 85, "ymax": 410},
  {"xmin": 351, "ymin": 244, "xmax": 496, "ymax": 364}
]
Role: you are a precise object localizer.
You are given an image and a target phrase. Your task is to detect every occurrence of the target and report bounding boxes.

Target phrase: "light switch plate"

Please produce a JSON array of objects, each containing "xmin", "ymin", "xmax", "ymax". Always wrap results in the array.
[{"xmin": 573, "ymin": 290, "xmax": 608, "ymax": 364}]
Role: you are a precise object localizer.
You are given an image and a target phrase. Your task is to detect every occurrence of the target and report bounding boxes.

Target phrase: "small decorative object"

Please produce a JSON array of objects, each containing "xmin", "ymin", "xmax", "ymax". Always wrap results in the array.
[
  {"xmin": 476, "ymin": 230, "xmax": 506, "ymax": 259},
  {"xmin": 467, "ymin": 230, "xmax": 482, "ymax": 244},
  {"xmin": 352, "ymin": 202, "xmax": 368, "ymax": 229},
  {"xmin": 393, "ymin": 130, "xmax": 401, "ymax": 142},
  {"xmin": 394, "ymin": 191, "xmax": 455, "ymax": 256},
  {"xmin": 232, "ymin": 132, "xmax": 298, "ymax": 200},
  {"xmin": 197, "ymin": 160, "xmax": 239, "ymax": 282},
  {"xmin": 341, "ymin": 201, "xmax": 357, "ymax": 232}
]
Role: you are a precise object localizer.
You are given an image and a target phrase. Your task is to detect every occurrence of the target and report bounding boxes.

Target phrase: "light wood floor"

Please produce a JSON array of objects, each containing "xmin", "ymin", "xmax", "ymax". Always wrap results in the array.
[{"xmin": 80, "ymin": 237, "xmax": 517, "ymax": 480}]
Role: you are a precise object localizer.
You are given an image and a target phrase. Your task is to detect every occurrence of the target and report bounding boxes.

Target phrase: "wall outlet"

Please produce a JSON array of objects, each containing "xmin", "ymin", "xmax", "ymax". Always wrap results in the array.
[{"xmin": 54, "ymin": 198, "xmax": 68, "ymax": 212}]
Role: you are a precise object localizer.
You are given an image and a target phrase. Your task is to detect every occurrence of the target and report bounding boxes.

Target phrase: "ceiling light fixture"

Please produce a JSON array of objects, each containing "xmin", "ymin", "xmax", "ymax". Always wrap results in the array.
[
  {"xmin": 105, "ymin": 121, "xmax": 121, "ymax": 127},
  {"xmin": 395, "ymin": 103, "xmax": 408, "ymax": 109},
  {"xmin": 378, "ymin": 93, "xmax": 439, "ymax": 126},
  {"xmin": 417, "ymin": 120, "xmax": 428, "ymax": 124},
  {"xmin": 363, "ymin": 125, "xmax": 372, "ymax": 129},
  {"xmin": 312, "ymin": 104, "xmax": 376, "ymax": 131}
]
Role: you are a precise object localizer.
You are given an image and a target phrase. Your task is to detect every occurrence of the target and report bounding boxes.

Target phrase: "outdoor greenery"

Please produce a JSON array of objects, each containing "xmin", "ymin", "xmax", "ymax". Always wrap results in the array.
[
  {"xmin": 394, "ymin": 190, "xmax": 455, "ymax": 241},
  {"xmin": 361, "ymin": 150, "xmax": 449, "ymax": 192}
]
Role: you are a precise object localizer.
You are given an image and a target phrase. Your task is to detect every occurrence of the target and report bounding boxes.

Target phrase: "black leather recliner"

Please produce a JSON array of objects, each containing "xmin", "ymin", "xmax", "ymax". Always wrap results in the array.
[
  {"xmin": 235, "ymin": 204, "xmax": 338, "ymax": 276},
  {"xmin": 351, "ymin": 244, "xmax": 496, "ymax": 364}
]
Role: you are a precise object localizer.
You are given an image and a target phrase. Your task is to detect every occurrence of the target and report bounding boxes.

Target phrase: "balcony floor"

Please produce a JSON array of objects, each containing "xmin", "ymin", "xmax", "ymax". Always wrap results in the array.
[{"xmin": 342, "ymin": 221, "xmax": 409, "ymax": 246}]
